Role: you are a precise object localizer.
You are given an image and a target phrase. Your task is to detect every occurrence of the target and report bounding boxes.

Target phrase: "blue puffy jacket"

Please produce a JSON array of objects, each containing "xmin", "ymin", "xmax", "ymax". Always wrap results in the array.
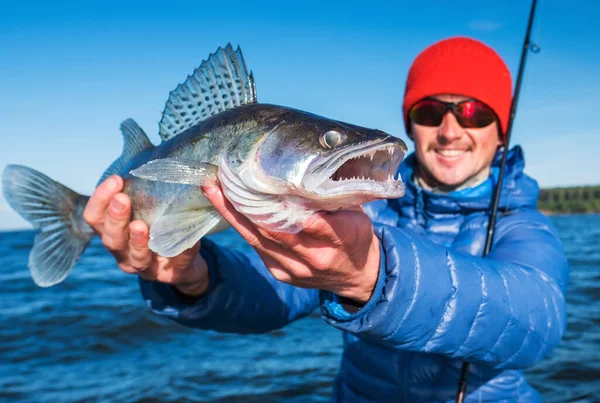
[{"xmin": 140, "ymin": 146, "xmax": 569, "ymax": 402}]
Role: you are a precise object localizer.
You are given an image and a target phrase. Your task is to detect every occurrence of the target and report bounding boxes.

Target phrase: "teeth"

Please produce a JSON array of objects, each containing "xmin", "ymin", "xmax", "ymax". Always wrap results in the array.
[
  {"xmin": 329, "ymin": 145, "xmax": 404, "ymax": 184},
  {"xmin": 437, "ymin": 149, "xmax": 466, "ymax": 157}
]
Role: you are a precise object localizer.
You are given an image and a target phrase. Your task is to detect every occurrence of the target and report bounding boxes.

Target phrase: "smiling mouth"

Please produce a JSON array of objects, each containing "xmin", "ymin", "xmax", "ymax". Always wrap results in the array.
[{"xmin": 435, "ymin": 149, "xmax": 470, "ymax": 157}]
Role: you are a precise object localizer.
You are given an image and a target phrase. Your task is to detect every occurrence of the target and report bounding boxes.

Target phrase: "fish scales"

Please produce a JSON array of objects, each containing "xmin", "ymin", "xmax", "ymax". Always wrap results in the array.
[{"xmin": 2, "ymin": 45, "xmax": 407, "ymax": 287}]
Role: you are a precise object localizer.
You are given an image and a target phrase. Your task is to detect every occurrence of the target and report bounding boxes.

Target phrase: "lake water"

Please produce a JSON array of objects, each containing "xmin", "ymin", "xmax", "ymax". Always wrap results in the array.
[{"xmin": 1, "ymin": 215, "xmax": 598, "ymax": 402}]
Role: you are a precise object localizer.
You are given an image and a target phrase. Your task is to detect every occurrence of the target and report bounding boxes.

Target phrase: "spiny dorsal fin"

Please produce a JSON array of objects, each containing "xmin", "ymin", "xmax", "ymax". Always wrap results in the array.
[
  {"xmin": 158, "ymin": 44, "xmax": 257, "ymax": 142},
  {"xmin": 97, "ymin": 119, "xmax": 154, "ymax": 186}
]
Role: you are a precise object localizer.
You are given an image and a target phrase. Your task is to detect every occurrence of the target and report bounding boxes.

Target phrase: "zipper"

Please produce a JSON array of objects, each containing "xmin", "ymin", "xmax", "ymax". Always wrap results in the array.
[{"xmin": 416, "ymin": 187, "xmax": 426, "ymax": 227}]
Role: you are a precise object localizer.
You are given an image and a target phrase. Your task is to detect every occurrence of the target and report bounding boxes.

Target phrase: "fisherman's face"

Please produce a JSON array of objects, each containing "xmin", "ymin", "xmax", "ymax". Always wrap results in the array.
[{"xmin": 409, "ymin": 94, "xmax": 502, "ymax": 188}]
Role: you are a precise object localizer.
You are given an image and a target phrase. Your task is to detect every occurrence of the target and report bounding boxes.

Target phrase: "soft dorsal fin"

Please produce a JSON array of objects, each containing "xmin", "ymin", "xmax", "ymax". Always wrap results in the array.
[
  {"xmin": 98, "ymin": 119, "xmax": 154, "ymax": 186},
  {"xmin": 158, "ymin": 43, "xmax": 257, "ymax": 142}
]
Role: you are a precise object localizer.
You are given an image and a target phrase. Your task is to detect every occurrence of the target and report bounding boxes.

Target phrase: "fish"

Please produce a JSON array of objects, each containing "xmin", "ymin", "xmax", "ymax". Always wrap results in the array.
[{"xmin": 2, "ymin": 44, "xmax": 407, "ymax": 287}]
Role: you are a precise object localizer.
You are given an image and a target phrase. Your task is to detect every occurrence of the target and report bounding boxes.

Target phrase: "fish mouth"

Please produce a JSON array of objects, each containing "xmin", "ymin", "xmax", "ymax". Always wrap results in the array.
[{"xmin": 303, "ymin": 137, "xmax": 407, "ymax": 198}]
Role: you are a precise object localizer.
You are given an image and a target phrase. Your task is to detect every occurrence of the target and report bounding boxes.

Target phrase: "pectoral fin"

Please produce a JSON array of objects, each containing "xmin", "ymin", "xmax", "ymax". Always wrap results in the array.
[
  {"xmin": 149, "ymin": 207, "xmax": 224, "ymax": 257},
  {"xmin": 130, "ymin": 159, "xmax": 218, "ymax": 186}
]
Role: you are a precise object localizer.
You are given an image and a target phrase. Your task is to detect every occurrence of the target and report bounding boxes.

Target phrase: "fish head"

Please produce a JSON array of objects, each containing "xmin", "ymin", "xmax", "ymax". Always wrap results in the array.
[{"xmin": 255, "ymin": 109, "xmax": 408, "ymax": 210}]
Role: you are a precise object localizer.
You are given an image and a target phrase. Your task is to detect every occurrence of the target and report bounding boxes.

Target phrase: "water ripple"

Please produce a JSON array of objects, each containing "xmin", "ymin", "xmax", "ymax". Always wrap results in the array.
[{"xmin": 1, "ymin": 216, "xmax": 598, "ymax": 402}]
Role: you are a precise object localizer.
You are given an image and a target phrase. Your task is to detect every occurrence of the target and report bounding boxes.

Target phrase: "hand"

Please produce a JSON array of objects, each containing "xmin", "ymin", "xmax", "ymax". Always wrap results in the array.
[
  {"xmin": 83, "ymin": 175, "xmax": 210, "ymax": 297},
  {"xmin": 202, "ymin": 185, "xmax": 380, "ymax": 304}
]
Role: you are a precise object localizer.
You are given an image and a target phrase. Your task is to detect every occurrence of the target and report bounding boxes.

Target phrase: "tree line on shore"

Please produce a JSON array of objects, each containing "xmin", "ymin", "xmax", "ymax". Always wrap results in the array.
[{"xmin": 538, "ymin": 185, "xmax": 600, "ymax": 214}]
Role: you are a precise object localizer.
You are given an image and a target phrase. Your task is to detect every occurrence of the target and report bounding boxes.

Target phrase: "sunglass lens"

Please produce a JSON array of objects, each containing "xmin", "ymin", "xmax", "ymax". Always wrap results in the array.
[
  {"xmin": 455, "ymin": 102, "xmax": 496, "ymax": 128},
  {"xmin": 409, "ymin": 100, "xmax": 445, "ymax": 127}
]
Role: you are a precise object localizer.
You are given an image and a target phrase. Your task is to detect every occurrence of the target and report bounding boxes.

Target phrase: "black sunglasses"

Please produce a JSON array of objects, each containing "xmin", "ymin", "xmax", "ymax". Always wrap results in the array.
[{"xmin": 409, "ymin": 98, "xmax": 497, "ymax": 129}]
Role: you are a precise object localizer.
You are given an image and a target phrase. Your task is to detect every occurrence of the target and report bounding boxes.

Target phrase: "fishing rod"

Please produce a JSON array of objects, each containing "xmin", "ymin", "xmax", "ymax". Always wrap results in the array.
[{"xmin": 455, "ymin": 0, "xmax": 539, "ymax": 402}]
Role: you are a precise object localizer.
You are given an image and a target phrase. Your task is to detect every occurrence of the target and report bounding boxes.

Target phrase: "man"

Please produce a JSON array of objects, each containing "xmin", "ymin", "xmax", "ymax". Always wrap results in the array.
[{"xmin": 84, "ymin": 37, "xmax": 568, "ymax": 402}]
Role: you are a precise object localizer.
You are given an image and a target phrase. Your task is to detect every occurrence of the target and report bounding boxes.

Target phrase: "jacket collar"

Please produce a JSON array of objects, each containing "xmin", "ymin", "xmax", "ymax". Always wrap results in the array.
[{"xmin": 397, "ymin": 146, "xmax": 540, "ymax": 214}]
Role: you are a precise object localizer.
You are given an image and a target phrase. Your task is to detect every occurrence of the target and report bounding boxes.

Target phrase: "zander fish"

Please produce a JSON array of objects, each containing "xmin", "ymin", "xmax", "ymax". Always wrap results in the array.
[{"xmin": 2, "ymin": 44, "xmax": 407, "ymax": 287}]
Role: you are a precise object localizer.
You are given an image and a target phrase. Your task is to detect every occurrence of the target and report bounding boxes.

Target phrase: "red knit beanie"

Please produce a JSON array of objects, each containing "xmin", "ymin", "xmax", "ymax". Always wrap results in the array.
[{"xmin": 403, "ymin": 37, "xmax": 513, "ymax": 140}]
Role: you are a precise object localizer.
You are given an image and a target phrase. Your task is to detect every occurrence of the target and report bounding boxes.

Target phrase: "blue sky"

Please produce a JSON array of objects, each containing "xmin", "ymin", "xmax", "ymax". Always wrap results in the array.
[{"xmin": 1, "ymin": 1, "xmax": 599, "ymax": 230}]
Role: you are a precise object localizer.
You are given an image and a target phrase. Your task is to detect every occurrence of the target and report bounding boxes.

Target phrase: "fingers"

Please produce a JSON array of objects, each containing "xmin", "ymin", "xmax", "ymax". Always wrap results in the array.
[
  {"xmin": 83, "ymin": 175, "xmax": 123, "ymax": 232},
  {"xmin": 202, "ymin": 185, "xmax": 266, "ymax": 249},
  {"xmin": 83, "ymin": 177, "xmax": 210, "ymax": 291},
  {"xmin": 202, "ymin": 184, "xmax": 311, "ymax": 267},
  {"xmin": 127, "ymin": 220, "xmax": 152, "ymax": 271},
  {"xmin": 303, "ymin": 208, "xmax": 371, "ymax": 242},
  {"xmin": 101, "ymin": 192, "xmax": 131, "ymax": 261},
  {"xmin": 202, "ymin": 184, "xmax": 326, "ymax": 251},
  {"xmin": 172, "ymin": 252, "xmax": 211, "ymax": 296},
  {"xmin": 137, "ymin": 242, "xmax": 201, "ymax": 283},
  {"xmin": 200, "ymin": 184, "xmax": 373, "ymax": 289}
]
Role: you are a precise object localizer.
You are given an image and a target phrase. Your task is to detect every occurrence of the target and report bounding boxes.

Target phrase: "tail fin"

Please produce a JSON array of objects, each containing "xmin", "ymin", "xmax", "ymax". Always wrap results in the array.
[{"xmin": 2, "ymin": 165, "xmax": 94, "ymax": 287}]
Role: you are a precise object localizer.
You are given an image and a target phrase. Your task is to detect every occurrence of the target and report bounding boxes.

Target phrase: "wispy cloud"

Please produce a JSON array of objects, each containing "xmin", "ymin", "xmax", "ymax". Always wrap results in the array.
[{"xmin": 468, "ymin": 20, "xmax": 503, "ymax": 32}]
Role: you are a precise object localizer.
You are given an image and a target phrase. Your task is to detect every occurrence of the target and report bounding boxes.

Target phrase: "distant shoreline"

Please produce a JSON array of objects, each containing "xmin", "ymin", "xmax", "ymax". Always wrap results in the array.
[
  {"xmin": 538, "ymin": 185, "xmax": 600, "ymax": 215},
  {"xmin": 540, "ymin": 210, "xmax": 600, "ymax": 216}
]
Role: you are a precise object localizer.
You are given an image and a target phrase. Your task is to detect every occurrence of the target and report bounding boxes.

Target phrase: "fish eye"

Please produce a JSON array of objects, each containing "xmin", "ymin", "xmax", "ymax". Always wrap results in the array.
[{"xmin": 320, "ymin": 130, "xmax": 344, "ymax": 149}]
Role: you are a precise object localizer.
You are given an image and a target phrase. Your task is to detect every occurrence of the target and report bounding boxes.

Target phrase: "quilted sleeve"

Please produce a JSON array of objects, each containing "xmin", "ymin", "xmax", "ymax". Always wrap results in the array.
[
  {"xmin": 320, "ymin": 210, "xmax": 569, "ymax": 369},
  {"xmin": 139, "ymin": 234, "xmax": 320, "ymax": 334}
]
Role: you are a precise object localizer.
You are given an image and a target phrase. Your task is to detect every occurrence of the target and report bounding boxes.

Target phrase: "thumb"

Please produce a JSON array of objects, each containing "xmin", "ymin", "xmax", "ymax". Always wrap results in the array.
[{"xmin": 201, "ymin": 185, "xmax": 266, "ymax": 249}]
